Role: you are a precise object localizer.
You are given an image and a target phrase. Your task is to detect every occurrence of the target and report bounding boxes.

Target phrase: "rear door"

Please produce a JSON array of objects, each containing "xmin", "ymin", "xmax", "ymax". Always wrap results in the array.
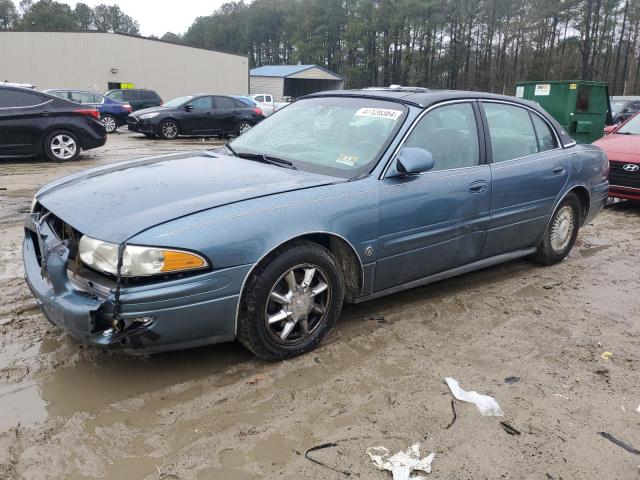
[
  {"xmin": 375, "ymin": 101, "xmax": 491, "ymax": 291},
  {"xmin": 212, "ymin": 96, "xmax": 237, "ymax": 134},
  {"xmin": 480, "ymin": 101, "xmax": 569, "ymax": 258},
  {"xmin": 123, "ymin": 90, "xmax": 142, "ymax": 110},
  {"xmin": 0, "ymin": 88, "xmax": 53, "ymax": 155}
]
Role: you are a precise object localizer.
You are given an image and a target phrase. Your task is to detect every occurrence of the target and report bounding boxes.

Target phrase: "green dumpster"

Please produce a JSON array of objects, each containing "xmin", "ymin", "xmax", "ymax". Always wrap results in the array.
[{"xmin": 515, "ymin": 80, "xmax": 612, "ymax": 144}]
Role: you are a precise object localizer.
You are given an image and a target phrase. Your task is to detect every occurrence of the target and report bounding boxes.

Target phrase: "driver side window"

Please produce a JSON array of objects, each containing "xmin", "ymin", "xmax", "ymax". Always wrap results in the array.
[
  {"xmin": 188, "ymin": 96, "xmax": 211, "ymax": 110},
  {"xmin": 403, "ymin": 102, "xmax": 480, "ymax": 171}
]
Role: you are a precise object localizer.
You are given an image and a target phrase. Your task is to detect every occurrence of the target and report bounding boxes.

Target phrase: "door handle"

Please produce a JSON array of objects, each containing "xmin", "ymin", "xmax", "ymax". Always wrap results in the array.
[
  {"xmin": 469, "ymin": 180, "xmax": 488, "ymax": 193},
  {"xmin": 41, "ymin": 111, "xmax": 51, "ymax": 116},
  {"xmin": 552, "ymin": 166, "xmax": 566, "ymax": 175}
]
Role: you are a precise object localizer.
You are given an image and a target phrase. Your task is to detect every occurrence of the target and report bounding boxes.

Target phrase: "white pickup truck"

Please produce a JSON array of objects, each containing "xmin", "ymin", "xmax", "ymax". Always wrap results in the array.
[{"xmin": 250, "ymin": 94, "xmax": 289, "ymax": 116}]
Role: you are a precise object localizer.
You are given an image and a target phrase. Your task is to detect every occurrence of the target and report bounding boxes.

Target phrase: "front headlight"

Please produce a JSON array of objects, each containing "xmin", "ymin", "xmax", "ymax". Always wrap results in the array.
[
  {"xmin": 78, "ymin": 235, "xmax": 208, "ymax": 277},
  {"xmin": 139, "ymin": 112, "xmax": 159, "ymax": 120}
]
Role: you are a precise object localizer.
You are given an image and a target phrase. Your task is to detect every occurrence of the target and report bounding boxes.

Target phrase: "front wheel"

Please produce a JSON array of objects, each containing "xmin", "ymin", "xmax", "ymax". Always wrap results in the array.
[
  {"xmin": 159, "ymin": 119, "xmax": 179, "ymax": 139},
  {"xmin": 43, "ymin": 130, "xmax": 81, "ymax": 162},
  {"xmin": 101, "ymin": 114, "xmax": 118, "ymax": 133},
  {"xmin": 530, "ymin": 193, "xmax": 581, "ymax": 265},
  {"xmin": 238, "ymin": 242, "xmax": 344, "ymax": 361}
]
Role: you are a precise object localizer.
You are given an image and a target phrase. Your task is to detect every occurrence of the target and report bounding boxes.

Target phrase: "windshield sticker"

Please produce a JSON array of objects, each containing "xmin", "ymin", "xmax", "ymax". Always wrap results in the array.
[
  {"xmin": 355, "ymin": 108, "xmax": 403, "ymax": 120},
  {"xmin": 336, "ymin": 154, "xmax": 358, "ymax": 166}
]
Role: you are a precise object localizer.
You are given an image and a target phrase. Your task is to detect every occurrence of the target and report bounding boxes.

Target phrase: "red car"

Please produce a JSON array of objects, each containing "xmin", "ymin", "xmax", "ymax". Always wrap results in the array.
[{"xmin": 593, "ymin": 113, "xmax": 640, "ymax": 200}]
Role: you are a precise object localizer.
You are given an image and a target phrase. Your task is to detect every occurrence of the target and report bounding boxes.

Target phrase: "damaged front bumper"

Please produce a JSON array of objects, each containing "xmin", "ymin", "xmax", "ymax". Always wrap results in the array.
[{"xmin": 23, "ymin": 213, "xmax": 246, "ymax": 353}]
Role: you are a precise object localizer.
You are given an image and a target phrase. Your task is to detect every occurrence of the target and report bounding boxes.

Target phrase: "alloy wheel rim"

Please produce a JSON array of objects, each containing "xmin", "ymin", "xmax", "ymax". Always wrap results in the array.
[
  {"xmin": 239, "ymin": 123, "xmax": 251, "ymax": 134},
  {"xmin": 51, "ymin": 134, "xmax": 77, "ymax": 160},
  {"xmin": 102, "ymin": 116, "xmax": 116, "ymax": 132},
  {"xmin": 264, "ymin": 264, "xmax": 331, "ymax": 345},
  {"xmin": 550, "ymin": 205, "xmax": 575, "ymax": 252},
  {"xmin": 162, "ymin": 121, "xmax": 177, "ymax": 138}
]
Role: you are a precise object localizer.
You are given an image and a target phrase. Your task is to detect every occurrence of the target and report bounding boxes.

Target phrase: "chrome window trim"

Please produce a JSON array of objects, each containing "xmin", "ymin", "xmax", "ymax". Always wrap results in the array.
[
  {"xmin": 0, "ymin": 98, "xmax": 53, "ymax": 110},
  {"xmin": 479, "ymin": 98, "xmax": 563, "ymax": 149},
  {"xmin": 380, "ymin": 98, "xmax": 479, "ymax": 179}
]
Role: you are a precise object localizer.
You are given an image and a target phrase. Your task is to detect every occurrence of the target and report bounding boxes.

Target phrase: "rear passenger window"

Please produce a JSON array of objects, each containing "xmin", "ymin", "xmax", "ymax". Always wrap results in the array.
[
  {"xmin": 141, "ymin": 90, "xmax": 157, "ymax": 100},
  {"xmin": 107, "ymin": 91, "xmax": 124, "ymax": 101},
  {"xmin": 531, "ymin": 114, "xmax": 557, "ymax": 152},
  {"xmin": 482, "ymin": 103, "xmax": 539, "ymax": 162},
  {"xmin": 404, "ymin": 102, "xmax": 480, "ymax": 171},
  {"xmin": 0, "ymin": 89, "xmax": 46, "ymax": 108},
  {"xmin": 69, "ymin": 92, "xmax": 96, "ymax": 104},
  {"xmin": 213, "ymin": 97, "xmax": 235, "ymax": 109}
]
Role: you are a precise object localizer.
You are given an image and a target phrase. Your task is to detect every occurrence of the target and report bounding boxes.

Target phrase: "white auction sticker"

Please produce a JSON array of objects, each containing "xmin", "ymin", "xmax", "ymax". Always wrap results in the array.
[
  {"xmin": 534, "ymin": 84, "xmax": 551, "ymax": 96},
  {"xmin": 355, "ymin": 108, "xmax": 403, "ymax": 120},
  {"xmin": 515, "ymin": 86, "xmax": 524, "ymax": 98}
]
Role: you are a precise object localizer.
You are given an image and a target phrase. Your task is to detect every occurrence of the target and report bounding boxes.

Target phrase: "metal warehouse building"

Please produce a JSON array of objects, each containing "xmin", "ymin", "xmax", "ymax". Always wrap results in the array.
[
  {"xmin": 250, "ymin": 65, "xmax": 343, "ymax": 101},
  {"xmin": 0, "ymin": 31, "xmax": 249, "ymax": 99}
]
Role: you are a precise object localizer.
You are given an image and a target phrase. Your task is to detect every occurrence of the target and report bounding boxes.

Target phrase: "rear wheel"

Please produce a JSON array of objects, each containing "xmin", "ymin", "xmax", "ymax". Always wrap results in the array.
[
  {"xmin": 530, "ymin": 193, "xmax": 581, "ymax": 265},
  {"xmin": 43, "ymin": 130, "xmax": 80, "ymax": 162},
  {"xmin": 237, "ymin": 121, "xmax": 252, "ymax": 136},
  {"xmin": 159, "ymin": 119, "xmax": 179, "ymax": 139},
  {"xmin": 238, "ymin": 242, "xmax": 344, "ymax": 361},
  {"xmin": 101, "ymin": 114, "xmax": 118, "ymax": 133}
]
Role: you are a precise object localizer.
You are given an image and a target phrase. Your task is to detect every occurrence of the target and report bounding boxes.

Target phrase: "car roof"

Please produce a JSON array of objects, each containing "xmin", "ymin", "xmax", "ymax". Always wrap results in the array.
[
  {"xmin": 45, "ymin": 89, "xmax": 104, "ymax": 96},
  {"xmin": 305, "ymin": 87, "xmax": 576, "ymax": 148}
]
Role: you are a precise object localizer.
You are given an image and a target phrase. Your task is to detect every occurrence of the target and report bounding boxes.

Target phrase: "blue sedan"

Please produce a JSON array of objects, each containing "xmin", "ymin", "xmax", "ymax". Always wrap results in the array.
[
  {"xmin": 23, "ymin": 88, "xmax": 609, "ymax": 360},
  {"xmin": 45, "ymin": 89, "xmax": 132, "ymax": 133}
]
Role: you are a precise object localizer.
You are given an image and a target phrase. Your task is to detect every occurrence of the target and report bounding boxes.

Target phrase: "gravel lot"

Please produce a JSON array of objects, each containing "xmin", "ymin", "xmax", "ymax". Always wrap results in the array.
[{"xmin": 1, "ymin": 131, "xmax": 639, "ymax": 479}]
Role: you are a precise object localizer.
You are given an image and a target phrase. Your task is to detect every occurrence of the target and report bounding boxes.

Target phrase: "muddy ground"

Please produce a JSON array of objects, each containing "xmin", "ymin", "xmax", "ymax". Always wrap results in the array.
[{"xmin": 1, "ymin": 131, "xmax": 639, "ymax": 480}]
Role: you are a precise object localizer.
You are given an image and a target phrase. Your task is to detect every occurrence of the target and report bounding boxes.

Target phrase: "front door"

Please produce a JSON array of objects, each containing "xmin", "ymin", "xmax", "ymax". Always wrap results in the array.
[
  {"xmin": 375, "ymin": 101, "xmax": 491, "ymax": 292},
  {"xmin": 480, "ymin": 101, "xmax": 570, "ymax": 258},
  {"xmin": 181, "ymin": 96, "xmax": 215, "ymax": 135}
]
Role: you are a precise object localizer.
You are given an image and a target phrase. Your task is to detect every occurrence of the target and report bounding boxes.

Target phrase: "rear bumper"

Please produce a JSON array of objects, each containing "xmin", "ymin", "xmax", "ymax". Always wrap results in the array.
[
  {"xmin": 23, "ymin": 213, "xmax": 247, "ymax": 353},
  {"xmin": 586, "ymin": 181, "xmax": 609, "ymax": 223}
]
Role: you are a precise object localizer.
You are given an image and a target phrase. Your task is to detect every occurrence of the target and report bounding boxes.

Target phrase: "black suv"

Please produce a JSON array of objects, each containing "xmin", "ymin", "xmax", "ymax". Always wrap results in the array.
[
  {"xmin": 0, "ymin": 86, "xmax": 106, "ymax": 161},
  {"xmin": 104, "ymin": 88, "xmax": 162, "ymax": 111},
  {"xmin": 128, "ymin": 94, "xmax": 264, "ymax": 139}
]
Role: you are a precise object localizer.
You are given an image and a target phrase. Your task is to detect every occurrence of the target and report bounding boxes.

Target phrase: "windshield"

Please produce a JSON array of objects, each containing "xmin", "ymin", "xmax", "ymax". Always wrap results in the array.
[
  {"xmin": 163, "ymin": 96, "xmax": 193, "ymax": 108},
  {"xmin": 229, "ymin": 97, "xmax": 407, "ymax": 179},
  {"xmin": 611, "ymin": 101, "xmax": 627, "ymax": 115},
  {"xmin": 617, "ymin": 114, "xmax": 640, "ymax": 134}
]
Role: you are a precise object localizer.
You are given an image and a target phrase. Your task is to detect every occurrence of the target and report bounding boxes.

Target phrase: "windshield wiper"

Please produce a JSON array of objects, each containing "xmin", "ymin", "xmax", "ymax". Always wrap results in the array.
[
  {"xmin": 224, "ymin": 142, "xmax": 237, "ymax": 156},
  {"xmin": 234, "ymin": 150, "xmax": 296, "ymax": 169}
]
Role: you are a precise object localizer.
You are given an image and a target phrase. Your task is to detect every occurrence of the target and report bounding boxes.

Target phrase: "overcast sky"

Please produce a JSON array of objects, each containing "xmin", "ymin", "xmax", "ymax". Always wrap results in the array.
[{"xmin": 59, "ymin": 1, "xmax": 230, "ymax": 37}]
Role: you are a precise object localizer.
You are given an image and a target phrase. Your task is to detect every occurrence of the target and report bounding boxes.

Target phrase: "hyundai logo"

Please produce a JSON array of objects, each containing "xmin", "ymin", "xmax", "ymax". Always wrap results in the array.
[{"xmin": 623, "ymin": 164, "xmax": 639, "ymax": 172}]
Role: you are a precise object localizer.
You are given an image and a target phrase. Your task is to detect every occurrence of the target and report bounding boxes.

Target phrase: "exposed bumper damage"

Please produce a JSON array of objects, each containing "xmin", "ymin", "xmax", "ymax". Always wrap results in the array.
[{"xmin": 23, "ymin": 212, "xmax": 243, "ymax": 353}]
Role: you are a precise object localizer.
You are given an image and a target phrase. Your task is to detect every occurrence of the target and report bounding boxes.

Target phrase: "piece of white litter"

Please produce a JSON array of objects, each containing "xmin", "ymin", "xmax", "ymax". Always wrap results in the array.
[
  {"xmin": 366, "ymin": 443, "xmax": 435, "ymax": 480},
  {"xmin": 445, "ymin": 377, "xmax": 504, "ymax": 417}
]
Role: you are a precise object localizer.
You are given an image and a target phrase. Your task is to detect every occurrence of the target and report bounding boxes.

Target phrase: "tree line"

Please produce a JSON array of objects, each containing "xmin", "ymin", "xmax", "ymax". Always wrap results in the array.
[
  {"xmin": 0, "ymin": 0, "xmax": 139, "ymax": 34},
  {"xmin": 1, "ymin": 0, "xmax": 639, "ymax": 95},
  {"xmin": 177, "ymin": 0, "xmax": 640, "ymax": 95}
]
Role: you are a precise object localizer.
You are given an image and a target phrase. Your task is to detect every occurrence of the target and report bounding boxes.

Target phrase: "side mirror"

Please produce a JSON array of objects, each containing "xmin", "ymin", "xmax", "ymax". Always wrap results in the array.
[
  {"xmin": 185, "ymin": 105, "xmax": 194, "ymax": 112},
  {"xmin": 396, "ymin": 147, "xmax": 435, "ymax": 175},
  {"xmin": 604, "ymin": 125, "xmax": 616, "ymax": 135}
]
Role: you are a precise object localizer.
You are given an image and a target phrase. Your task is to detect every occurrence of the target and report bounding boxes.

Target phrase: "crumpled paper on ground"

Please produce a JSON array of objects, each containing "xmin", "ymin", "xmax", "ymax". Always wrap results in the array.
[
  {"xmin": 445, "ymin": 377, "xmax": 504, "ymax": 417},
  {"xmin": 366, "ymin": 443, "xmax": 435, "ymax": 480}
]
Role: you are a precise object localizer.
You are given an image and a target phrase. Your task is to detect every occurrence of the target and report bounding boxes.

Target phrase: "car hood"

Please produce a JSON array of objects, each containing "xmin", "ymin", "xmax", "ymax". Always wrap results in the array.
[
  {"xmin": 130, "ymin": 106, "xmax": 170, "ymax": 117},
  {"xmin": 593, "ymin": 134, "xmax": 640, "ymax": 161},
  {"xmin": 36, "ymin": 151, "xmax": 343, "ymax": 243}
]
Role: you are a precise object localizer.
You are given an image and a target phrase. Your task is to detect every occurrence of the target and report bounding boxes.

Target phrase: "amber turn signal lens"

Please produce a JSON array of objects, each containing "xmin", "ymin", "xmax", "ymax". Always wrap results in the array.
[{"xmin": 160, "ymin": 250, "xmax": 206, "ymax": 272}]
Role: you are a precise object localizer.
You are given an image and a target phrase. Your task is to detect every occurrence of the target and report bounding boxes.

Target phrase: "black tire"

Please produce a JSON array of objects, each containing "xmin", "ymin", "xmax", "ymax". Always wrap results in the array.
[
  {"xmin": 101, "ymin": 114, "xmax": 118, "ymax": 133},
  {"xmin": 159, "ymin": 119, "xmax": 179, "ymax": 139},
  {"xmin": 237, "ymin": 121, "xmax": 252, "ymax": 136},
  {"xmin": 238, "ymin": 241, "xmax": 344, "ymax": 361},
  {"xmin": 43, "ymin": 130, "xmax": 81, "ymax": 162},
  {"xmin": 530, "ymin": 193, "xmax": 581, "ymax": 265}
]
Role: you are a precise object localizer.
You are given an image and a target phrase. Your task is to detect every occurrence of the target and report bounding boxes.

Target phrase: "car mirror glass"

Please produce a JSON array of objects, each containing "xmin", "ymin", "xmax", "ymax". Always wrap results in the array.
[{"xmin": 396, "ymin": 147, "xmax": 435, "ymax": 175}]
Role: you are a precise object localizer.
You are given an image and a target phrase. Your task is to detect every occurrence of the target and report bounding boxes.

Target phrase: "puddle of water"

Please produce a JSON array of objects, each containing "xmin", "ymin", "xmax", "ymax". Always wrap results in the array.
[{"xmin": 580, "ymin": 244, "xmax": 611, "ymax": 257}]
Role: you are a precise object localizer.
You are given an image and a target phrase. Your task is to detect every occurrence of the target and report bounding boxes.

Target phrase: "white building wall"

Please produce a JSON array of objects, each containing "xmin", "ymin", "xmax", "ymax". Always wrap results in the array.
[
  {"xmin": 249, "ymin": 76, "xmax": 285, "ymax": 101},
  {"xmin": 0, "ymin": 32, "xmax": 249, "ymax": 99}
]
